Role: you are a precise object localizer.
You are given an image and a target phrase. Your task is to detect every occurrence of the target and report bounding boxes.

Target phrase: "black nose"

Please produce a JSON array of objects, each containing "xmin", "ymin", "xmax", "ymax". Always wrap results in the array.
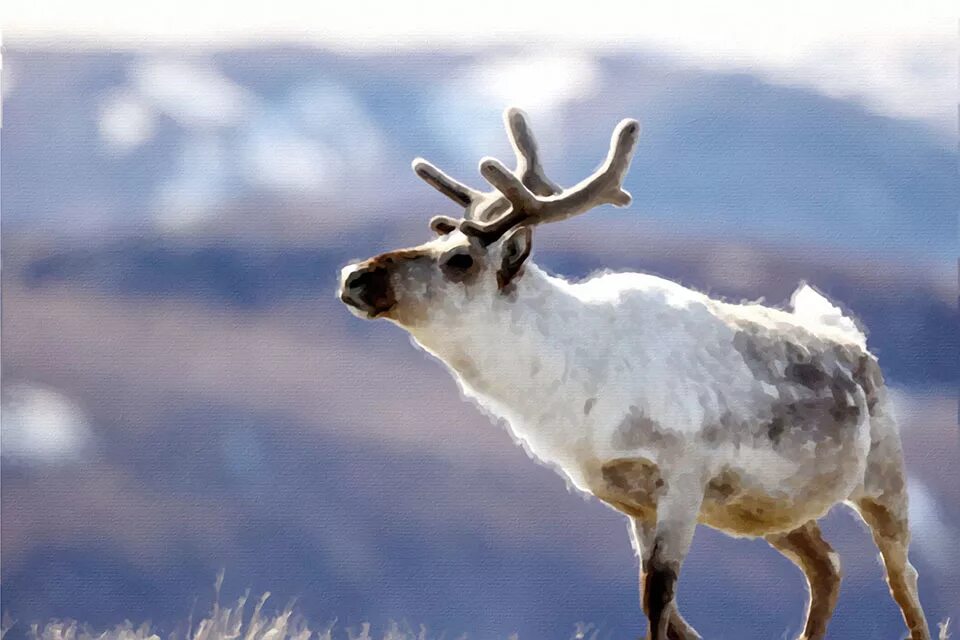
[{"xmin": 341, "ymin": 264, "xmax": 395, "ymax": 315}]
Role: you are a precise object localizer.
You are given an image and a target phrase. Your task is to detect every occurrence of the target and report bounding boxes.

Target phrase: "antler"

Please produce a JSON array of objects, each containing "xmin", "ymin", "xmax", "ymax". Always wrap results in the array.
[
  {"xmin": 460, "ymin": 117, "xmax": 640, "ymax": 243},
  {"xmin": 504, "ymin": 107, "xmax": 561, "ymax": 198},
  {"xmin": 412, "ymin": 108, "xmax": 562, "ymax": 214},
  {"xmin": 412, "ymin": 108, "xmax": 640, "ymax": 243},
  {"xmin": 411, "ymin": 159, "xmax": 478, "ymax": 208}
]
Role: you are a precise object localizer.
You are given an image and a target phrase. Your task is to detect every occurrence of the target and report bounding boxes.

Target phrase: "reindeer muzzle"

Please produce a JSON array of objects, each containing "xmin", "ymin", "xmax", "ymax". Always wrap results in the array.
[{"xmin": 339, "ymin": 263, "xmax": 395, "ymax": 317}]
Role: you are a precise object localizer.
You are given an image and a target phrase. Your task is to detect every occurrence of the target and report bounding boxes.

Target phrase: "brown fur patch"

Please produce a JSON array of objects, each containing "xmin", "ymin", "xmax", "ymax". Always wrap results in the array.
[
  {"xmin": 367, "ymin": 248, "xmax": 430, "ymax": 267},
  {"xmin": 858, "ymin": 498, "xmax": 905, "ymax": 540},
  {"xmin": 766, "ymin": 521, "xmax": 841, "ymax": 640},
  {"xmin": 362, "ymin": 251, "xmax": 436, "ymax": 325},
  {"xmin": 701, "ymin": 469, "xmax": 813, "ymax": 535},
  {"xmin": 597, "ymin": 458, "xmax": 665, "ymax": 519}
]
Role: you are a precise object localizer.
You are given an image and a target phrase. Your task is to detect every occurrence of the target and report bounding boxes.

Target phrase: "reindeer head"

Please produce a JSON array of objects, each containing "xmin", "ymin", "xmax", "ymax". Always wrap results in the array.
[{"xmin": 338, "ymin": 108, "xmax": 640, "ymax": 330}]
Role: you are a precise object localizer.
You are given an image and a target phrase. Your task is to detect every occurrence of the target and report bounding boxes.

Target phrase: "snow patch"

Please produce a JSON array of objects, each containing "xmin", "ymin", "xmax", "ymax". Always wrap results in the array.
[{"xmin": 1, "ymin": 384, "xmax": 92, "ymax": 464}]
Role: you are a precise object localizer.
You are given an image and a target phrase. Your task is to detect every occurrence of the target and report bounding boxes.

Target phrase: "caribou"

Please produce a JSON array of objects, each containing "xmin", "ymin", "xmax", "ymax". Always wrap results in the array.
[{"xmin": 338, "ymin": 108, "xmax": 930, "ymax": 640}]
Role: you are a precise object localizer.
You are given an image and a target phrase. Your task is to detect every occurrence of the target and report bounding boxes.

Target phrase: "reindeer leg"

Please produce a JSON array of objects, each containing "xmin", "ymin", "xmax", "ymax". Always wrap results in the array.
[
  {"xmin": 851, "ymin": 414, "xmax": 931, "ymax": 640},
  {"xmin": 641, "ymin": 478, "xmax": 703, "ymax": 640},
  {"xmin": 855, "ymin": 494, "xmax": 931, "ymax": 640},
  {"xmin": 766, "ymin": 520, "xmax": 841, "ymax": 640},
  {"xmin": 631, "ymin": 518, "xmax": 702, "ymax": 639}
]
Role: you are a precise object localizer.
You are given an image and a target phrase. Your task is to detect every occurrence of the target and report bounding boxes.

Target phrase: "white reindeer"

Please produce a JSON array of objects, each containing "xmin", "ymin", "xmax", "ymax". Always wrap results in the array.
[{"xmin": 338, "ymin": 108, "xmax": 931, "ymax": 640}]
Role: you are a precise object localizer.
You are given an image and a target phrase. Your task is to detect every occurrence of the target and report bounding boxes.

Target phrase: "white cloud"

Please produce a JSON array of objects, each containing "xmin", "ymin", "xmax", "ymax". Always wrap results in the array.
[
  {"xmin": 242, "ymin": 117, "xmax": 334, "ymax": 193},
  {"xmin": 463, "ymin": 52, "xmax": 600, "ymax": 117},
  {"xmin": 4, "ymin": 1, "xmax": 955, "ymax": 130},
  {"xmin": 1, "ymin": 384, "xmax": 92, "ymax": 463},
  {"xmin": 1, "ymin": 58, "xmax": 16, "ymax": 102},
  {"xmin": 907, "ymin": 478, "xmax": 960, "ymax": 571},
  {"xmin": 134, "ymin": 59, "xmax": 252, "ymax": 128},
  {"xmin": 288, "ymin": 80, "xmax": 384, "ymax": 169},
  {"xmin": 154, "ymin": 133, "xmax": 232, "ymax": 228},
  {"xmin": 430, "ymin": 51, "xmax": 600, "ymax": 162},
  {"xmin": 701, "ymin": 31, "xmax": 957, "ymax": 135},
  {"xmin": 99, "ymin": 90, "xmax": 156, "ymax": 152},
  {"xmin": 238, "ymin": 80, "xmax": 387, "ymax": 195}
]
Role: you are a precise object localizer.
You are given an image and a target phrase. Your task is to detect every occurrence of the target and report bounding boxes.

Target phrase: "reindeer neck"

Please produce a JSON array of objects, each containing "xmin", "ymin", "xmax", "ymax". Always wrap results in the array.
[{"xmin": 410, "ymin": 263, "xmax": 600, "ymax": 425}]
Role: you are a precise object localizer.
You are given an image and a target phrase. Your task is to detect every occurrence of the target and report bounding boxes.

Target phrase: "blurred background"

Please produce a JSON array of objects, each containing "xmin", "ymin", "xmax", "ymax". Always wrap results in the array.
[{"xmin": 1, "ymin": 3, "xmax": 958, "ymax": 638}]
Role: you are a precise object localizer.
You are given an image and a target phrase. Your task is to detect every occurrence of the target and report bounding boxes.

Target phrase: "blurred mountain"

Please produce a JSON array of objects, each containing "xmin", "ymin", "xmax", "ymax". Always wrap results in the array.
[
  {"xmin": 10, "ymin": 221, "xmax": 957, "ymax": 386},
  {"xmin": 2, "ymin": 47, "xmax": 956, "ymax": 259}
]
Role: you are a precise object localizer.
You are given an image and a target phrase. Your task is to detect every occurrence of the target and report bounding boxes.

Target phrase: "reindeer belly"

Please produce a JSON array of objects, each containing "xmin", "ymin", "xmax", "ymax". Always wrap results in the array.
[
  {"xmin": 695, "ymin": 329, "xmax": 875, "ymax": 536},
  {"xmin": 583, "ymin": 408, "xmax": 872, "ymax": 536},
  {"xmin": 699, "ymin": 426, "xmax": 870, "ymax": 537},
  {"xmin": 698, "ymin": 474, "xmax": 832, "ymax": 537}
]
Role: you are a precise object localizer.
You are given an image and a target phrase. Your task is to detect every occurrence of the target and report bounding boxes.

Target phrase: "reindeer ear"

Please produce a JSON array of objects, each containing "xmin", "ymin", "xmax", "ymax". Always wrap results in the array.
[{"xmin": 497, "ymin": 226, "xmax": 532, "ymax": 290}]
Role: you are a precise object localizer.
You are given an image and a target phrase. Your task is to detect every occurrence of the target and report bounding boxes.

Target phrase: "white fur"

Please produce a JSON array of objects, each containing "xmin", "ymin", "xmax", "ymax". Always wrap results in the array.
[
  {"xmin": 340, "ymin": 228, "xmax": 877, "ymax": 540},
  {"xmin": 791, "ymin": 283, "xmax": 866, "ymax": 347},
  {"xmin": 391, "ymin": 253, "xmax": 869, "ymax": 508}
]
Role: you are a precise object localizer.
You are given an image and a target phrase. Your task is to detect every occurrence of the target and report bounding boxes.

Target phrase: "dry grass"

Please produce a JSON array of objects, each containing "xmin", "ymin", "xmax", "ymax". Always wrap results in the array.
[
  {"xmin": 1, "ymin": 573, "xmax": 603, "ymax": 640},
  {"xmin": 0, "ymin": 573, "xmax": 950, "ymax": 640},
  {"xmin": 939, "ymin": 619, "xmax": 951, "ymax": 640}
]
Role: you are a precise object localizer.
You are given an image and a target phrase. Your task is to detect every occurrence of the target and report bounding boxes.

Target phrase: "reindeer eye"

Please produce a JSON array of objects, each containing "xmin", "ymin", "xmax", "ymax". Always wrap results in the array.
[
  {"xmin": 441, "ymin": 250, "xmax": 475, "ymax": 276},
  {"xmin": 445, "ymin": 253, "xmax": 474, "ymax": 270}
]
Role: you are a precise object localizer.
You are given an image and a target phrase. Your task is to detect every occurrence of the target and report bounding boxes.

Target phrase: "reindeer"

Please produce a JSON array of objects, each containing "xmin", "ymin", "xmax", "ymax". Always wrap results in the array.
[{"xmin": 337, "ymin": 108, "xmax": 931, "ymax": 640}]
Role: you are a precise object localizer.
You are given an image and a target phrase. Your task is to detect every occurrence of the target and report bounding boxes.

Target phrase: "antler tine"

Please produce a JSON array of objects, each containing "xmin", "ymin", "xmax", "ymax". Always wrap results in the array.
[
  {"xmin": 412, "ymin": 158, "xmax": 479, "ymax": 208},
  {"xmin": 461, "ymin": 118, "xmax": 641, "ymax": 243},
  {"xmin": 504, "ymin": 108, "xmax": 561, "ymax": 197},
  {"xmin": 429, "ymin": 214, "xmax": 462, "ymax": 235}
]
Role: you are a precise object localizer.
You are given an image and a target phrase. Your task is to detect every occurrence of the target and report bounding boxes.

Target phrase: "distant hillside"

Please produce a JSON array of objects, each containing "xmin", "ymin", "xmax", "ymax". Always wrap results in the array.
[{"xmin": 2, "ymin": 47, "xmax": 956, "ymax": 259}]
